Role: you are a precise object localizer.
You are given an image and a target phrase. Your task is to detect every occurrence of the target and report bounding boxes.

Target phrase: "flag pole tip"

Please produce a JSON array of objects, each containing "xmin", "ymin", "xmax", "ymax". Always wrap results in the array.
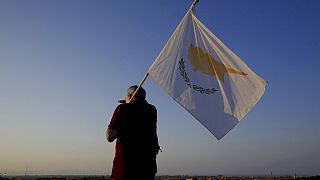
[{"xmin": 192, "ymin": 0, "xmax": 200, "ymax": 7}]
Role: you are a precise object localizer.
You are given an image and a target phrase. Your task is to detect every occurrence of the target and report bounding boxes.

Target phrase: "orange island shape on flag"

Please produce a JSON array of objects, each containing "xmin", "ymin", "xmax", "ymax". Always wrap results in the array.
[{"xmin": 188, "ymin": 44, "xmax": 248, "ymax": 83}]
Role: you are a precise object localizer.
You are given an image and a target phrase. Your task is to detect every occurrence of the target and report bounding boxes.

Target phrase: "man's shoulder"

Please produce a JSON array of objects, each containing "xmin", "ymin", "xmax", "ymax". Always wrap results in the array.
[
  {"xmin": 115, "ymin": 102, "xmax": 142, "ymax": 110},
  {"xmin": 116, "ymin": 100, "xmax": 157, "ymax": 111},
  {"xmin": 115, "ymin": 103, "xmax": 127, "ymax": 111},
  {"xmin": 147, "ymin": 103, "xmax": 157, "ymax": 111}
]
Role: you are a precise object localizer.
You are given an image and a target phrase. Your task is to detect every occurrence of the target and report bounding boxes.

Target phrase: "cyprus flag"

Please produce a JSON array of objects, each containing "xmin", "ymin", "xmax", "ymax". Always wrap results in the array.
[{"xmin": 148, "ymin": 9, "xmax": 266, "ymax": 140}]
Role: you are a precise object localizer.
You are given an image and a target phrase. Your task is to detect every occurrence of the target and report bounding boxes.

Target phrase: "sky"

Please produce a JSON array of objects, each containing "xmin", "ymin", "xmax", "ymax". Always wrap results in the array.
[{"xmin": 0, "ymin": 0, "xmax": 320, "ymax": 176}]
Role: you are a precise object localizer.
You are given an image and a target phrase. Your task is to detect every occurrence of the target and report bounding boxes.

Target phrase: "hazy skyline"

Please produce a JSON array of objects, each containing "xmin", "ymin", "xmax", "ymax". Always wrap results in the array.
[{"xmin": 1, "ymin": 0, "xmax": 320, "ymax": 176}]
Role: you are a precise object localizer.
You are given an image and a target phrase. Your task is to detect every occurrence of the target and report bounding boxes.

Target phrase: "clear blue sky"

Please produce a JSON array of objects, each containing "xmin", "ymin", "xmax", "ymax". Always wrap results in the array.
[{"xmin": 1, "ymin": 0, "xmax": 319, "ymax": 176}]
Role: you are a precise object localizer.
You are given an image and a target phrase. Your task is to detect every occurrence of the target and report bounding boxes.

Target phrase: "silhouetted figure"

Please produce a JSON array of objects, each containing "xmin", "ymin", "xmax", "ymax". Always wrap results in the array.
[{"xmin": 106, "ymin": 85, "xmax": 160, "ymax": 180}]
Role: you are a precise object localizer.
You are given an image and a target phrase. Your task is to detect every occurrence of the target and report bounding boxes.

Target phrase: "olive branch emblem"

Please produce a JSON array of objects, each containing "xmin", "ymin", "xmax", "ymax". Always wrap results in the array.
[{"xmin": 178, "ymin": 58, "xmax": 218, "ymax": 95}]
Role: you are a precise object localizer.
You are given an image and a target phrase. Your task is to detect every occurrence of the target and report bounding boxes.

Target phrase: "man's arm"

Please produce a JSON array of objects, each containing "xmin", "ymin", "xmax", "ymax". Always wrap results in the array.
[
  {"xmin": 151, "ymin": 105, "xmax": 160, "ymax": 155},
  {"xmin": 106, "ymin": 128, "xmax": 118, "ymax": 142},
  {"xmin": 106, "ymin": 105, "xmax": 121, "ymax": 143}
]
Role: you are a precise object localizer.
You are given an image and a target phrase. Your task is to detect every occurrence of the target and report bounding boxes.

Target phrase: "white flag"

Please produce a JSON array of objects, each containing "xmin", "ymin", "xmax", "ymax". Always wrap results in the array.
[{"xmin": 148, "ymin": 9, "xmax": 266, "ymax": 140}]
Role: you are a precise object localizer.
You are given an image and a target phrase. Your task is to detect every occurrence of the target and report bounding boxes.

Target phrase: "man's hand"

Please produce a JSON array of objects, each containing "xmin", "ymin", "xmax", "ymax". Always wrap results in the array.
[{"xmin": 106, "ymin": 129, "xmax": 118, "ymax": 142}]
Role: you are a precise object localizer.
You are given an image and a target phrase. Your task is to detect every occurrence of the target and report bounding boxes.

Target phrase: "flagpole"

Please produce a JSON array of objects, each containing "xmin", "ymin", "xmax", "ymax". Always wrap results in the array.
[
  {"xmin": 192, "ymin": 0, "xmax": 199, "ymax": 8},
  {"xmin": 128, "ymin": 73, "xmax": 149, "ymax": 103},
  {"xmin": 128, "ymin": 0, "xmax": 199, "ymax": 103}
]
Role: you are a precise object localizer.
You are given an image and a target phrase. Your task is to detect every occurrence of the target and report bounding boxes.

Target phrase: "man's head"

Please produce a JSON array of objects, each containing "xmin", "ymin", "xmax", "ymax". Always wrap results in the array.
[{"xmin": 126, "ymin": 85, "xmax": 146, "ymax": 103}]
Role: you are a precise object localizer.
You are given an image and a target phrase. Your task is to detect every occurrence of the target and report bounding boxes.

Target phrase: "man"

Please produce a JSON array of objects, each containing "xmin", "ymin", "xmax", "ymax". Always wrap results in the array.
[{"xmin": 106, "ymin": 85, "xmax": 160, "ymax": 180}]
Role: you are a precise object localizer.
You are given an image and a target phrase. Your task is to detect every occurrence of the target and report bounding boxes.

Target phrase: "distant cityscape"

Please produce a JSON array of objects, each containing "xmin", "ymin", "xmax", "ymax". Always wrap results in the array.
[{"xmin": 1, "ymin": 175, "xmax": 320, "ymax": 180}]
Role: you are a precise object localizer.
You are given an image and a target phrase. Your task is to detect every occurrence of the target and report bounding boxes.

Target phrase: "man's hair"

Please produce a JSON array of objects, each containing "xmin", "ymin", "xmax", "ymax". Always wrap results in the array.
[{"xmin": 127, "ymin": 85, "xmax": 146, "ymax": 100}]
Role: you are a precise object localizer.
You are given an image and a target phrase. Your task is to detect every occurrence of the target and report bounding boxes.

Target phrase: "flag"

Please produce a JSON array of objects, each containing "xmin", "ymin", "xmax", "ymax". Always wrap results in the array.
[{"xmin": 148, "ymin": 8, "xmax": 266, "ymax": 140}]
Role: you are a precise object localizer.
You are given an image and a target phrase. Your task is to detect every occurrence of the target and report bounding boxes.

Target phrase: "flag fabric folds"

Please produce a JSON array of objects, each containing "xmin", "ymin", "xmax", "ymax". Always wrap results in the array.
[{"xmin": 148, "ymin": 8, "xmax": 266, "ymax": 140}]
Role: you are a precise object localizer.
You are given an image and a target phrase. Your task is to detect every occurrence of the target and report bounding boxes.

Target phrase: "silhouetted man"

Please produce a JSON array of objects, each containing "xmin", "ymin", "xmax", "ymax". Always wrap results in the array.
[{"xmin": 106, "ymin": 85, "xmax": 160, "ymax": 180}]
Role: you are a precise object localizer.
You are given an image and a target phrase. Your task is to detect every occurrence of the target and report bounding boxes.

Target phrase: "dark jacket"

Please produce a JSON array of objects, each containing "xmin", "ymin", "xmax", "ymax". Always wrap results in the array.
[{"xmin": 108, "ymin": 99, "xmax": 159, "ymax": 179}]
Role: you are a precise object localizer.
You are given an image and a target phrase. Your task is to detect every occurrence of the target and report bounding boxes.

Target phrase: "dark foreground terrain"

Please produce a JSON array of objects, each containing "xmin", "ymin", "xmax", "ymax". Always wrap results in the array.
[{"xmin": 1, "ymin": 175, "xmax": 320, "ymax": 180}]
